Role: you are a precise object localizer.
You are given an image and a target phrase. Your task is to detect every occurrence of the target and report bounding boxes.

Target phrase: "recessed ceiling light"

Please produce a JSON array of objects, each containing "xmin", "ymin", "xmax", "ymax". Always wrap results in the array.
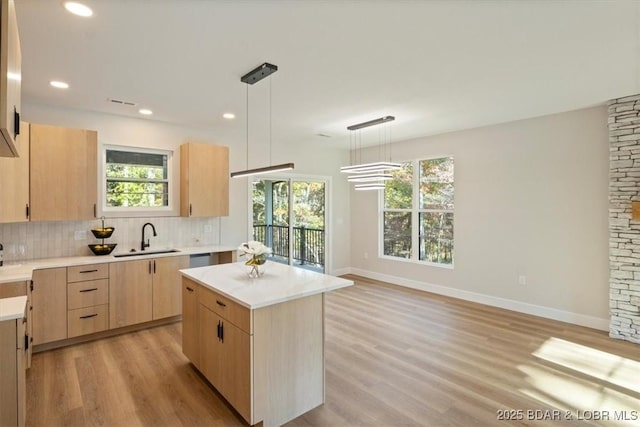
[
  {"xmin": 64, "ymin": 2, "xmax": 93, "ymax": 17},
  {"xmin": 223, "ymin": 113, "xmax": 235, "ymax": 119},
  {"xmin": 139, "ymin": 109, "xmax": 153, "ymax": 115},
  {"xmin": 50, "ymin": 80, "xmax": 69, "ymax": 89}
]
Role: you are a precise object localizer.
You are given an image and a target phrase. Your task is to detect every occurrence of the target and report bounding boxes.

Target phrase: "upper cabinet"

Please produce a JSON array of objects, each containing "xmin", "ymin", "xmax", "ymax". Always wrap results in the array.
[
  {"xmin": 0, "ymin": 0, "xmax": 21, "ymax": 157},
  {"xmin": 0, "ymin": 121, "xmax": 29, "ymax": 223},
  {"xmin": 180, "ymin": 142, "xmax": 229, "ymax": 217},
  {"xmin": 30, "ymin": 123, "xmax": 98, "ymax": 221}
]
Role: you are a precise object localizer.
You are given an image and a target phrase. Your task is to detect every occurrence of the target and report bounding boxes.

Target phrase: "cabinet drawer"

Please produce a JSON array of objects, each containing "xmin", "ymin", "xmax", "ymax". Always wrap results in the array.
[
  {"xmin": 199, "ymin": 285, "xmax": 250, "ymax": 333},
  {"xmin": 67, "ymin": 279, "xmax": 108, "ymax": 310},
  {"xmin": 0, "ymin": 281, "xmax": 27, "ymax": 298},
  {"xmin": 67, "ymin": 264, "xmax": 108, "ymax": 283},
  {"xmin": 67, "ymin": 304, "xmax": 108, "ymax": 338}
]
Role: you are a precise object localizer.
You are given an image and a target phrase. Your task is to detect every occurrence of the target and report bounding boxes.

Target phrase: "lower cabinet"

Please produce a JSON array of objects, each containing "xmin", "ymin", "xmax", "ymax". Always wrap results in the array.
[
  {"xmin": 198, "ymin": 287, "xmax": 251, "ymax": 422},
  {"xmin": 31, "ymin": 268, "xmax": 67, "ymax": 346},
  {"xmin": 67, "ymin": 264, "xmax": 109, "ymax": 338},
  {"xmin": 110, "ymin": 255, "xmax": 189, "ymax": 328},
  {"xmin": 182, "ymin": 276, "xmax": 325, "ymax": 427},
  {"xmin": 182, "ymin": 280, "xmax": 199, "ymax": 365},
  {"xmin": 0, "ymin": 281, "xmax": 31, "ymax": 368},
  {"xmin": 0, "ymin": 304, "xmax": 27, "ymax": 427}
]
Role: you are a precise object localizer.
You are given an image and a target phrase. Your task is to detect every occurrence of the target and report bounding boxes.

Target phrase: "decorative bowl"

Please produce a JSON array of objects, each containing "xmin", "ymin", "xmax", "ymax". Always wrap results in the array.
[
  {"xmin": 88, "ymin": 243, "xmax": 117, "ymax": 256},
  {"xmin": 91, "ymin": 227, "xmax": 114, "ymax": 239}
]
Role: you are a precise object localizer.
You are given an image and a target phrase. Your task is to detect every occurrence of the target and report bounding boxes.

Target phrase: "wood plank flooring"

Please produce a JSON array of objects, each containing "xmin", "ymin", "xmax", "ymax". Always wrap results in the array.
[{"xmin": 26, "ymin": 275, "xmax": 640, "ymax": 427}]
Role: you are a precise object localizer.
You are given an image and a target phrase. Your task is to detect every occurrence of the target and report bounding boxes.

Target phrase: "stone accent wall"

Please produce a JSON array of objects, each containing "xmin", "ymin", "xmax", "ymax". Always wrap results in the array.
[{"xmin": 609, "ymin": 94, "xmax": 640, "ymax": 344}]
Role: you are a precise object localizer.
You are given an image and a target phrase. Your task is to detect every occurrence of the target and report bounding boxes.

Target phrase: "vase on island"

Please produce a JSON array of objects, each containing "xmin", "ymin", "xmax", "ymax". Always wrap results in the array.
[{"xmin": 238, "ymin": 241, "xmax": 272, "ymax": 278}]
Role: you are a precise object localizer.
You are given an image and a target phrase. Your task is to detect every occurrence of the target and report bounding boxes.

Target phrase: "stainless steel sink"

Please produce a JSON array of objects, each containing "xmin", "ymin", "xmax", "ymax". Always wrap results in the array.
[{"xmin": 113, "ymin": 249, "xmax": 180, "ymax": 258}]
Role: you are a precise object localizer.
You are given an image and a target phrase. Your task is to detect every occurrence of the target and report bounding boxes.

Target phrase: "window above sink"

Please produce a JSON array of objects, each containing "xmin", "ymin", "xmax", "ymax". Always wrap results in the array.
[{"xmin": 99, "ymin": 144, "xmax": 177, "ymax": 218}]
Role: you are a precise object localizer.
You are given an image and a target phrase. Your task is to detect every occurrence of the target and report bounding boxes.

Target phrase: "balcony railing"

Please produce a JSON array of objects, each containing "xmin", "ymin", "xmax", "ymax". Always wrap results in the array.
[{"xmin": 253, "ymin": 224, "xmax": 325, "ymax": 267}]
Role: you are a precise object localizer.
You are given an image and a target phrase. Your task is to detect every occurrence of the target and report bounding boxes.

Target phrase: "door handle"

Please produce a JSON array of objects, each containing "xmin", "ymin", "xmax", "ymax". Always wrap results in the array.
[
  {"xmin": 80, "ymin": 313, "xmax": 98, "ymax": 319},
  {"xmin": 79, "ymin": 288, "xmax": 98, "ymax": 293}
]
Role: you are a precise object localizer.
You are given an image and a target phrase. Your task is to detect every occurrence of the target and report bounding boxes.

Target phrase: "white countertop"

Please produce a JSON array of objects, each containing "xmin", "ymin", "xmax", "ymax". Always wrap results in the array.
[
  {"xmin": 0, "ymin": 296, "xmax": 27, "ymax": 321},
  {"xmin": 180, "ymin": 261, "xmax": 353, "ymax": 309},
  {"xmin": 0, "ymin": 245, "xmax": 237, "ymax": 284}
]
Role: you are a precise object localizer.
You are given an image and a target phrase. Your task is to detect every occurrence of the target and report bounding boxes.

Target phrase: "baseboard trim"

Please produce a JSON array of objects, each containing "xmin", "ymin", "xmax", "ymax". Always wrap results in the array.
[{"xmin": 349, "ymin": 268, "xmax": 609, "ymax": 331}]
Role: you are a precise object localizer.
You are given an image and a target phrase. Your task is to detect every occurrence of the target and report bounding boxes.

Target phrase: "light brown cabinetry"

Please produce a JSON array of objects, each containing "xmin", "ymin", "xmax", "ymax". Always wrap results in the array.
[
  {"xmin": 0, "ymin": 304, "xmax": 26, "ymax": 427},
  {"xmin": 0, "ymin": 0, "xmax": 21, "ymax": 158},
  {"xmin": 183, "ymin": 276, "xmax": 325, "ymax": 427},
  {"xmin": 198, "ymin": 284, "xmax": 251, "ymax": 422},
  {"xmin": 0, "ymin": 281, "xmax": 31, "ymax": 368},
  {"xmin": 110, "ymin": 255, "xmax": 188, "ymax": 328},
  {"xmin": 0, "ymin": 121, "xmax": 28, "ymax": 223},
  {"xmin": 152, "ymin": 255, "xmax": 189, "ymax": 319},
  {"xmin": 180, "ymin": 142, "xmax": 229, "ymax": 217},
  {"xmin": 109, "ymin": 259, "xmax": 152, "ymax": 328},
  {"xmin": 30, "ymin": 123, "xmax": 98, "ymax": 221},
  {"xmin": 67, "ymin": 264, "xmax": 109, "ymax": 338},
  {"xmin": 181, "ymin": 280, "xmax": 199, "ymax": 365},
  {"xmin": 31, "ymin": 268, "xmax": 67, "ymax": 346}
]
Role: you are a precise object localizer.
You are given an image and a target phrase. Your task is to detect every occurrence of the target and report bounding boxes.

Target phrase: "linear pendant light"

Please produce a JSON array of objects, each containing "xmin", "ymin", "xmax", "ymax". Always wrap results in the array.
[
  {"xmin": 343, "ymin": 116, "xmax": 401, "ymax": 190},
  {"xmin": 230, "ymin": 63, "xmax": 295, "ymax": 178}
]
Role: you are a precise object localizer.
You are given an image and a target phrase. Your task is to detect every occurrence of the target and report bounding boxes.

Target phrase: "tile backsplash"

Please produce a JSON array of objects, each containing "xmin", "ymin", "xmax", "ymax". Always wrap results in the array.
[{"xmin": 0, "ymin": 217, "xmax": 222, "ymax": 263}]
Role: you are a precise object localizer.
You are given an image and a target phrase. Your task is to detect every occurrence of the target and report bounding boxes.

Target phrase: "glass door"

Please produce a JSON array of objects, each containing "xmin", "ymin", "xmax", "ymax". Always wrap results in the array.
[{"xmin": 251, "ymin": 177, "xmax": 326, "ymax": 273}]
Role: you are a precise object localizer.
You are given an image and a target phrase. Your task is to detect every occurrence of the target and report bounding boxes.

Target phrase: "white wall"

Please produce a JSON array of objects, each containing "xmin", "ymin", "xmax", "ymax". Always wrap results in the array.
[
  {"xmin": 350, "ymin": 106, "xmax": 610, "ymax": 329},
  {"xmin": 18, "ymin": 103, "xmax": 352, "ymax": 273}
]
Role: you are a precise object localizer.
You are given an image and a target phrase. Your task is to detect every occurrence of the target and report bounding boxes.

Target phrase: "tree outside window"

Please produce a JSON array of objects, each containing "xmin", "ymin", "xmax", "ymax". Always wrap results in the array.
[
  {"xmin": 105, "ymin": 148, "xmax": 170, "ymax": 208},
  {"xmin": 382, "ymin": 157, "xmax": 454, "ymax": 266}
]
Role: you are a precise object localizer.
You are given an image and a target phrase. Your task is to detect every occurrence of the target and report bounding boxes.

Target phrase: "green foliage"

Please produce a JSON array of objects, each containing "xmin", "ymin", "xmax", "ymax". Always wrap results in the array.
[
  {"xmin": 106, "ymin": 164, "xmax": 168, "ymax": 207},
  {"xmin": 252, "ymin": 180, "xmax": 325, "ymax": 230},
  {"xmin": 383, "ymin": 157, "xmax": 454, "ymax": 264},
  {"xmin": 385, "ymin": 163, "xmax": 413, "ymax": 209}
]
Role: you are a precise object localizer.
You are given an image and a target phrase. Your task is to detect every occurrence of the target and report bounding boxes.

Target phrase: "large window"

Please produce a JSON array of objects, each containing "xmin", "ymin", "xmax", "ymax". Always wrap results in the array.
[
  {"xmin": 103, "ymin": 146, "xmax": 171, "ymax": 211},
  {"xmin": 382, "ymin": 157, "xmax": 454, "ymax": 266}
]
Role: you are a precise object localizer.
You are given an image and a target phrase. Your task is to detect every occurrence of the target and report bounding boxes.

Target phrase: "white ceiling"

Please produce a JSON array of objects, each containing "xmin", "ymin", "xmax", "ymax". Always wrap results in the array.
[{"xmin": 15, "ymin": 0, "xmax": 640, "ymax": 148}]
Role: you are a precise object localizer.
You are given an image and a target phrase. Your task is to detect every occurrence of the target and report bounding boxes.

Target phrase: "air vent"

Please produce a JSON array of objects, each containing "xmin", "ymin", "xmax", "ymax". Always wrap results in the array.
[{"xmin": 107, "ymin": 98, "xmax": 137, "ymax": 106}]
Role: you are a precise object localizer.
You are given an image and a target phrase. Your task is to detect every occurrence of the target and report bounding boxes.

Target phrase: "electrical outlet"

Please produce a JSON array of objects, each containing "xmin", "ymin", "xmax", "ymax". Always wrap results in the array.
[
  {"xmin": 518, "ymin": 275, "xmax": 527, "ymax": 286},
  {"xmin": 74, "ymin": 230, "xmax": 87, "ymax": 241},
  {"xmin": 204, "ymin": 224, "xmax": 213, "ymax": 233}
]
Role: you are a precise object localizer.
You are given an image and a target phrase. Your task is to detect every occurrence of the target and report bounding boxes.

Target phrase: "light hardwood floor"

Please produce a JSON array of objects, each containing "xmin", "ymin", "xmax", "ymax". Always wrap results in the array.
[{"xmin": 26, "ymin": 275, "xmax": 640, "ymax": 427}]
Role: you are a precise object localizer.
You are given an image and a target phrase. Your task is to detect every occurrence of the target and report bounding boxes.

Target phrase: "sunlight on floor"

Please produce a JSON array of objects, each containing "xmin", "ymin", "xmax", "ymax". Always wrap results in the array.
[
  {"xmin": 533, "ymin": 337, "xmax": 640, "ymax": 394},
  {"xmin": 516, "ymin": 337, "xmax": 640, "ymax": 426}
]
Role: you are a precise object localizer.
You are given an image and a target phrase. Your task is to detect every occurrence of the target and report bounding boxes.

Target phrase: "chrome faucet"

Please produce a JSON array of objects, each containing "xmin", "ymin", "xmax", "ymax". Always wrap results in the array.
[{"xmin": 141, "ymin": 222, "xmax": 157, "ymax": 251}]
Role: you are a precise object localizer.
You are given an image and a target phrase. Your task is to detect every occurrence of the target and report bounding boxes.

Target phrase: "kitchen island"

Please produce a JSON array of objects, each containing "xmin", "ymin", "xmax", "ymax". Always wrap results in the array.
[{"xmin": 180, "ymin": 261, "xmax": 353, "ymax": 427}]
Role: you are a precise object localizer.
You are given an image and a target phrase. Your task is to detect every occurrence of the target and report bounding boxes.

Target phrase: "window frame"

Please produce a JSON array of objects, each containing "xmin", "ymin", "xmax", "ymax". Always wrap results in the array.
[
  {"xmin": 99, "ymin": 144, "xmax": 176, "ymax": 217},
  {"xmin": 379, "ymin": 155, "xmax": 454, "ymax": 269}
]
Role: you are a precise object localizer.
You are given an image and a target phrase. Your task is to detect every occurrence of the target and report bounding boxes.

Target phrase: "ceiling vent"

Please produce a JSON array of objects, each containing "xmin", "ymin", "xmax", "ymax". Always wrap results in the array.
[{"xmin": 107, "ymin": 98, "xmax": 137, "ymax": 107}]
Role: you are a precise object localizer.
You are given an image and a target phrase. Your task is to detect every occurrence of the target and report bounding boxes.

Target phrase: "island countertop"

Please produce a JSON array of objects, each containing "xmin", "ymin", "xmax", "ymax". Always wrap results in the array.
[{"xmin": 180, "ymin": 261, "xmax": 353, "ymax": 309}]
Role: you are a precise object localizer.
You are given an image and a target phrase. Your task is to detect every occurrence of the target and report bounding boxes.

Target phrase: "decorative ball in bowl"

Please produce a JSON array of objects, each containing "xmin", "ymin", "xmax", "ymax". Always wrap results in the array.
[
  {"xmin": 88, "ymin": 243, "xmax": 117, "ymax": 256},
  {"xmin": 91, "ymin": 227, "xmax": 114, "ymax": 239}
]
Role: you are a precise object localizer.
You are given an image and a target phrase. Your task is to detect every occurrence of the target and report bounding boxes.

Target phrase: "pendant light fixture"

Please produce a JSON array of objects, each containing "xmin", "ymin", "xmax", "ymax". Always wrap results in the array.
[
  {"xmin": 341, "ymin": 115, "xmax": 401, "ymax": 190},
  {"xmin": 230, "ymin": 63, "xmax": 295, "ymax": 178}
]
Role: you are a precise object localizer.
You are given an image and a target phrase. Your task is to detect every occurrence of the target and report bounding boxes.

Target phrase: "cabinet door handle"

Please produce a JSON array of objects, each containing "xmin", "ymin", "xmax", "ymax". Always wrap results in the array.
[
  {"xmin": 93, "ymin": 204, "xmax": 97, "ymax": 218},
  {"xmin": 25, "ymin": 204, "xmax": 29, "ymax": 219},
  {"xmin": 148, "ymin": 261, "xmax": 152, "ymax": 274},
  {"xmin": 80, "ymin": 313, "xmax": 98, "ymax": 319},
  {"xmin": 189, "ymin": 203, "xmax": 192, "ymax": 216},
  {"xmin": 186, "ymin": 286, "xmax": 194, "ymax": 293},
  {"xmin": 24, "ymin": 334, "xmax": 29, "ymax": 350},
  {"xmin": 216, "ymin": 300, "xmax": 226, "ymax": 307},
  {"xmin": 79, "ymin": 288, "xmax": 98, "ymax": 293},
  {"xmin": 79, "ymin": 269, "xmax": 98, "ymax": 274},
  {"xmin": 153, "ymin": 260, "xmax": 156, "ymax": 274},
  {"xmin": 13, "ymin": 107, "xmax": 19, "ymax": 137},
  {"xmin": 220, "ymin": 321, "xmax": 224, "ymax": 343},
  {"xmin": 217, "ymin": 320, "xmax": 221, "ymax": 340}
]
